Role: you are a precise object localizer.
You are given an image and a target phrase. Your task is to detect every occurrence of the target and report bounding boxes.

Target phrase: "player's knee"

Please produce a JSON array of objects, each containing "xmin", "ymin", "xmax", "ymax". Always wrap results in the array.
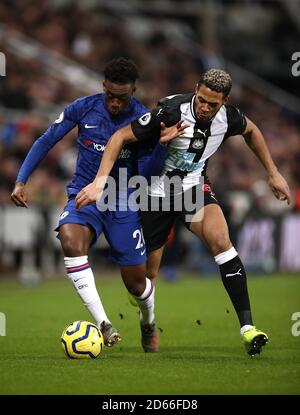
[
  {"xmin": 208, "ymin": 233, "xmax": 232, "ymax": 256},
  {"xmin": 147, "ymin": 268, "xmax": 158, "ymax": 280},
  {"xmin": 125, "ymin": 279, "xmax": 146, "ymax": 297},
  {"xmin": 60, "ymin": 238, "xmax": 86, "ymax": 257}
]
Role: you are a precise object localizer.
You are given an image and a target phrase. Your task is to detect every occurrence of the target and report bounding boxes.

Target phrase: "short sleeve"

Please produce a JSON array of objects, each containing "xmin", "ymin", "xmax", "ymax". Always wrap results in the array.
[
  {"xmin": 131, "ymin": 98, "xmax": 181, "ymax": 143},
  {"xmin": 131, "ymin": 109, "xmax": 164, "ymax": 143},
  {"xmin": 224, "ymin": 106, "xmax": 247, "ymax": 139}
]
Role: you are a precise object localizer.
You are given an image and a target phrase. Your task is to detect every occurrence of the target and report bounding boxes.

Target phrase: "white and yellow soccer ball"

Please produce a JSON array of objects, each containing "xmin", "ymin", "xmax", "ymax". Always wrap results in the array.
[{"xmin": 61, "ymin": 320, "xmax": 104, "ymax": 359}]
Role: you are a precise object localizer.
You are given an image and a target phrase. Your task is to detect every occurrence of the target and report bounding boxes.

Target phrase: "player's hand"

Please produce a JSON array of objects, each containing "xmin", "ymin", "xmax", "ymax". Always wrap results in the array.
[
  {"xmin": 75, "ymin": 179, "xmax": 105, "ymax": 210},
  {"xmin": 10, "ymin": 182, "xmax": 28, "ymax": 208},
  {"xmin": 159, "ymin": 120, "xmax": 188, "ymax": 144},
  {"xmin": 268, "ymin": 171, "xmax": 291, "ymax": 205}
]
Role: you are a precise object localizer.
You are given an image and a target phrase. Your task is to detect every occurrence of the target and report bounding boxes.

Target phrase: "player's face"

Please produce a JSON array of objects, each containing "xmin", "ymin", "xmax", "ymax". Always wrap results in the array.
[
  {"xmin": 194, "ymin": 84, "xmax": 228, "ymax": 122},
  {"xmin": 103, "ymin": 80, "xmax": 136, "ymax": 115}
]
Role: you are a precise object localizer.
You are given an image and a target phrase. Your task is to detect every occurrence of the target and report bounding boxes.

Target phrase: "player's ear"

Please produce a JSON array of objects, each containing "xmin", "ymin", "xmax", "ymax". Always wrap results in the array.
[
  {"xmin": 102, "ymin": 80, "xmax": 106, "ymax": 92},
  {"xmin": 223, "ymin": 94, "xmax": 229, "ymax": 105},
  {"xmin": 195, "ymin": 83, "xmax": 200, "ymax": 94}
]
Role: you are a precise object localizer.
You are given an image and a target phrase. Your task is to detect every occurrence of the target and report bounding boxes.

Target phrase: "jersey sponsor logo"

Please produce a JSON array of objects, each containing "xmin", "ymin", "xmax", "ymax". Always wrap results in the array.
[
  {"xmin": 85, "ymin": 124, "xmax": 98, "ymax": 128},
  {"xmin": 166, "ymin": 150, "xmax": 200, "ymax": 172},
  {"xmin": 93, "ymin": 143, "xmax": 106, "ymax": 152},
  {"xmin": 138, "ymin": 112, "xmax": 151, "ymax": 126},
  {"xmin": 83, "ymin": 139, "xmax": 131, "ymax": 158},
  {"xmin": 54, "ymin": 112, "xmax": 64, "ymax": 124},
  {"xmin": 60, "ymin": 211, "xmax": 69, "ymax": 220}
]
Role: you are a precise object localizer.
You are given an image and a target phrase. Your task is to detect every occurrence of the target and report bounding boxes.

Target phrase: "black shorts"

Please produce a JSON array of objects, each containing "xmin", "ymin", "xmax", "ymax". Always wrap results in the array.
[{"xmin": 141, "ymin": 177, "xmax": 219, "ymax": 252}]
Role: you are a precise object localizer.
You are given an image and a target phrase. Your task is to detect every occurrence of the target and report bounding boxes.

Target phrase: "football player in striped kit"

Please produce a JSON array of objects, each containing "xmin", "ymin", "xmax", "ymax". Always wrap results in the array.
[{"xmin": 76, "ymin": 69, "xmax": 291, "ymax": 356}]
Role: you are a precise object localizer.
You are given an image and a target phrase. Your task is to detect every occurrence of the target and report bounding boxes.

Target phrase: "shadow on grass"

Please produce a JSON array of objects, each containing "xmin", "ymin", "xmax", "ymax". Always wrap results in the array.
[
  {"xmin": 157, "ymin": 346, "xmax": 274, "ymax": 362},
  {"xmin": 1, "ymin": 345, "xmax": 279, "ymax": 364}
]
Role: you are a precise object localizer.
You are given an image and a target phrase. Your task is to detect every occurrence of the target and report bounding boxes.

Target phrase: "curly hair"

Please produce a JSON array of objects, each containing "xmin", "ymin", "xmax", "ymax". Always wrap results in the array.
[
  {"xmin": 104, "ymin": 57, "xmax": 139, "ymax": 84},
  {"xmin": 199, "ymin": 69, "xmax": 232, "ymax": 97}
]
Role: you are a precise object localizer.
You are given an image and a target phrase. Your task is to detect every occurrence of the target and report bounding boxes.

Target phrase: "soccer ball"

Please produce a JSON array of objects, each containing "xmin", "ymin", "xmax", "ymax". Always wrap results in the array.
[{"xmin": 61, "ymin": 320, "xmax": 104, "ymax": 359}]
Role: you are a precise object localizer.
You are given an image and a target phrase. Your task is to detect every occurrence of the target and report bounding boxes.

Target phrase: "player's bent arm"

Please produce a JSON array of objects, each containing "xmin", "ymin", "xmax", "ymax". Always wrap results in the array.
[
  {"xmin": 95, "ymin": 125, "xmax": 137, "ymax": 185},
  {"xmin": 242, "ymin": 117, "xmax": 277, "ymax": 176},
  {"xmin": 75, "ymin": 125, "xmax": 137, "ymax": 209},
  {"xmin": 95, "ymin": 120, "xmax": 187, "ymax": 182},
  {"xmin": 242, "ymin": 117, "xmax": 291, "ymax": 204},
  {"xmin": 75, "ymin": 120, "xmax": 186, "ymax": 209}
]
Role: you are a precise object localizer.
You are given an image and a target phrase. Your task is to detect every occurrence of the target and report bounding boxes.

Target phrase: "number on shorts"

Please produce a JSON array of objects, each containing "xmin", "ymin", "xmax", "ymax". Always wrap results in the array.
[{"xmin": 133, "ymin": 228, "xmax": 145, "ymax": 250}]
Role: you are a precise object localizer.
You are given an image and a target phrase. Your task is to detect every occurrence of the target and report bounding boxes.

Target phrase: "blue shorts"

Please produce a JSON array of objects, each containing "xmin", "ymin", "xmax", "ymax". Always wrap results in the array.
[{"xmin": 56, "ymin": 196, "xmax": 147, "ymax": 266}]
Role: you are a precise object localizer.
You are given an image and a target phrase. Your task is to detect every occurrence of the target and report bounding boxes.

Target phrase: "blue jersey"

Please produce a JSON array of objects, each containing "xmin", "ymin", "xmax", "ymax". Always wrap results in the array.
[{"xmin": 17, "ymin": 93, "xmax": 150, "ymax": 197}]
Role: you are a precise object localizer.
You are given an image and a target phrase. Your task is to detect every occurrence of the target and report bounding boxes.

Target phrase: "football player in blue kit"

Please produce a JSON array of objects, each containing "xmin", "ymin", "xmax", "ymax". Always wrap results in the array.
[{"xmin": 11, "ymin": 58, "xmax": 180, "ymax": 352}]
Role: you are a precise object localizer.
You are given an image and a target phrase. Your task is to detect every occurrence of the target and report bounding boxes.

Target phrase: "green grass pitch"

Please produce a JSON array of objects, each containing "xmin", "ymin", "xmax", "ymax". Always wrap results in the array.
[{"xmin": 0, "ymin": 273, "xmax": 299, "ymax": 395}]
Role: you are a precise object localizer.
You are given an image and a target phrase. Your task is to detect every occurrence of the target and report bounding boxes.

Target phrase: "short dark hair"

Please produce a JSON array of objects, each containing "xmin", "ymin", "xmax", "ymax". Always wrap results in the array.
[
  {"xmin": 198, "ymin": 69, "xmax": 232, "ymax": 97},
  {"xmin": 104, "ymin": 57, "xmax": 139, "ymax": 84}
]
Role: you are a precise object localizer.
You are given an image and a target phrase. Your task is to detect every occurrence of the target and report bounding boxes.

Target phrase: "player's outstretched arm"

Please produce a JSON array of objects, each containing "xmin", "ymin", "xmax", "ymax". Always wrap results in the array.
[
  {"xmin": 11, "ymin": 182, "xmax": 28, "ymax": 208},
  {"xmin": 243, "ymin": 117, "xmax": 291, "ymax": 204}
]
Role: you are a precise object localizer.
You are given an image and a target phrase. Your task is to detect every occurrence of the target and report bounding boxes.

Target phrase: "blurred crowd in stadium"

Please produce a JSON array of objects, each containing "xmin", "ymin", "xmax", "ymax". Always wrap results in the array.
[{"xmin": 0, "ymin": 0, "xmax": 299, "ymax": 276}]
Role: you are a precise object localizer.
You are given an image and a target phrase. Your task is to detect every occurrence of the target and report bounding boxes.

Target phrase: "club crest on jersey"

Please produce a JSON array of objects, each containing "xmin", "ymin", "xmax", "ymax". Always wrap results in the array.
[
  {"xmin": 192, "ymin": 139, "xmax": 204, "ymax": 149},
  {"xmin": 138, "ymin": 113, "xmax": 151, "ymax": 126}
]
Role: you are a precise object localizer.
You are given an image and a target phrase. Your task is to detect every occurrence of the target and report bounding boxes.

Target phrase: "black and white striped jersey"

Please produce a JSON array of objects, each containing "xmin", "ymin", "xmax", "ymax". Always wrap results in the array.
[{"xmin": 131, "ymin": 93, "xmax": 246, "ymax": 196}]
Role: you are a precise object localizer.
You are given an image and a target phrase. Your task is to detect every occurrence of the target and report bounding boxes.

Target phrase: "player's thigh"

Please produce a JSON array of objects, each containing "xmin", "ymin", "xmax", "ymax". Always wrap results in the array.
[
  {"xmin": 103, "ymin": 215, "xmax": 147, "ymax": 267},
  {"xmin": 56, "ymin": 197, "xmax": 101, "ymax": 256},
  {"xmin": 189, "ymin": 204, "xmax": 232, "ymax": 256},
  {"xmin": 141, "ymin": 209, "xmax": 178, "ymax": 253}
]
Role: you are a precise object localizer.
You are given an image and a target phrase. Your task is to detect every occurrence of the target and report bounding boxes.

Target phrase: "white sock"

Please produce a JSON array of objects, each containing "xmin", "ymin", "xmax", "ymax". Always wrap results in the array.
[
  {"xmin": 214, "ymin": 247, "xmax": 238, "ymax": 265},
  {"xmin": 64, "ymin": 256, "xmax": 110, "ymax": 327},
  {"xmin": 240, "ymin": 324, "xmax": 255, "ymax": 336},
  {"xmin": 133, "ymin": 277, "xmax": 155, "ymax": 325}
]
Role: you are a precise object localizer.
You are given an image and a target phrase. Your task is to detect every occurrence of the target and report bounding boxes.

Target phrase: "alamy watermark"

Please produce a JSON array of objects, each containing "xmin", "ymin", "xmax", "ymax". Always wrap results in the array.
[
  {"xmin": 0, "ymin": 312, "xmax": 6, "ymax": 336},
  {"xmin": 291, "ymin": 52, "xmax": 300, "ymax": 77},
  {"xmin": 0, "ymin": 52, "xmax": 6, "ymax": 76},
  {"xmin": 95, "ymin": 169, "xmax": 206, "ymax": 222},
  {"xmin": 291, "ymin": 312, "xmax": 300, "ymax": 337}
]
